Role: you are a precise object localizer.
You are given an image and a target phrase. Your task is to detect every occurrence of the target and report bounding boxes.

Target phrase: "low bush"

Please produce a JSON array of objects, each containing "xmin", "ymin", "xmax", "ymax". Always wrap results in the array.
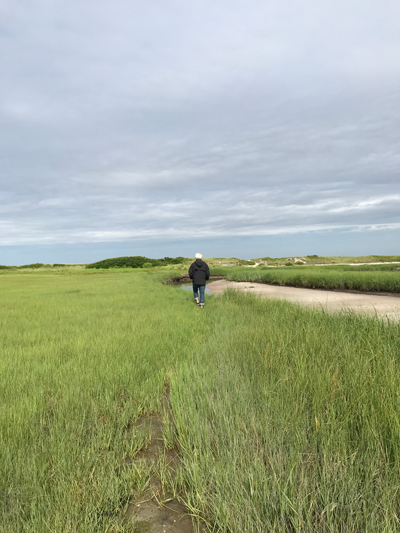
[
  {"xmin": 86, "ymin": 256, "xmax": 187, "ymax": 269},
  {"xmin": 18, "ymin": 263, "xmax": 47, "ymax": 269}
]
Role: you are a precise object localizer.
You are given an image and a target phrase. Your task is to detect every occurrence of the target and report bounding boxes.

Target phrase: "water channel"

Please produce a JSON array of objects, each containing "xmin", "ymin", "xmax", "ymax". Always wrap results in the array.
[{"xmin": 180, "ymin": 283, "xmax": 211, "ymax": 293}]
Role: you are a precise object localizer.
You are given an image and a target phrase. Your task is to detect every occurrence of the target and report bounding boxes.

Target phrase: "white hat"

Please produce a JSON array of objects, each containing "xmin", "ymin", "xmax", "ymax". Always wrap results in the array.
[{"xmin": 195, "ymin": 253, "xmax": 202, "ymax": 259}]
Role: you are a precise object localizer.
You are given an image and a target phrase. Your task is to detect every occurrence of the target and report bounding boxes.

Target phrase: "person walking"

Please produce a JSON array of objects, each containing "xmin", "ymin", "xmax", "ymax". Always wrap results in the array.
[{"xmin": 188, "ymin": 253, "xmax": 210, "ymax": 309}]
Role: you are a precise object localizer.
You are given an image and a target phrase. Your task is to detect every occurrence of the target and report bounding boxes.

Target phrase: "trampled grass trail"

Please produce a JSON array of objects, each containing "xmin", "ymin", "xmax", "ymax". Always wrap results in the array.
[{"xmin": 1, "ymin": 270, "xmax": 399, "ymax": 532}]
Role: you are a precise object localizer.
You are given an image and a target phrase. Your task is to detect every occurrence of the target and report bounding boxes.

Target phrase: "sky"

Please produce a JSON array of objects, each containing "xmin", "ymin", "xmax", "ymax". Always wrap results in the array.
[{"xmin": 1, "ymin": 0, "xmax": 399, "ymax": 264}]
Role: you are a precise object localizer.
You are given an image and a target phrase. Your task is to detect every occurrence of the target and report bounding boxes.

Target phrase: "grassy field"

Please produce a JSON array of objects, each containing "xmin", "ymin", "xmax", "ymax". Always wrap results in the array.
[
  {"xmin": 4, "ymin": 253, "xmax": 400, "ymax": 272},
  {"xmin": 1, "ymin": 270, "xmax": 400, "ymax": 532},
  {"xmin": 224, "ymin": 264, "xmax": 400, "ymax": 293},
  {"xmin": 253, "ymin": 255, "xmax": 400, "ymax": 266}
]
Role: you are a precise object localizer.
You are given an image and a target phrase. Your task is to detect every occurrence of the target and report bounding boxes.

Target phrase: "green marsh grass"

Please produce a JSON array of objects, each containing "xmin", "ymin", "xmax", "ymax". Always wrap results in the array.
[
  {"xmin": 0, "ymin": 271, "xmax": 205, "ymax": 532},
  {"xmin": 1, "ymin": 270, "xmax": 399, "ymax": 532},
  {"xmin": 173, "ymin": 292, "xmax": 400, "ymax": 532},
  {"xmin": 225, "ymin": 265, "xmax": 400, "ymax": 293}
]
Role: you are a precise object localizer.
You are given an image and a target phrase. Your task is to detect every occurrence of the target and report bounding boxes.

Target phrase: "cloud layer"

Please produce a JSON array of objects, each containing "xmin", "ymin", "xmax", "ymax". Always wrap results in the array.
[{"xmin": 1, "ymin": 0, "xmax": 399, "ymax": 252}]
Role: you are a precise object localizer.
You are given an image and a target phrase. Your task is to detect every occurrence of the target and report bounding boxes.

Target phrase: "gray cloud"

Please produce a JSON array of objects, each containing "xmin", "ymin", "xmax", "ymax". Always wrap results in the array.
[{"xmin": 0, "ymin": 0, "xmax": 399, "ymax": 252}]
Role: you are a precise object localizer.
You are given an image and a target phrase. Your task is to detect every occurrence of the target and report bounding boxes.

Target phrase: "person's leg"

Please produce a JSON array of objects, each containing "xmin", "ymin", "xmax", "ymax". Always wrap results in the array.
[
  {"xmin": 193, "ymin": 283, "xmax": 200, "ymax": 303},
  {"xmin": 199, "ymin": 285, "xmax": 205, "ymax": 307}
]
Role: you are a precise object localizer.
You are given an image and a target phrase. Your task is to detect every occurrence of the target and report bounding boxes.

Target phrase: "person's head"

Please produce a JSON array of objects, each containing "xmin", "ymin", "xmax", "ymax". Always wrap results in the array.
[{"xmin": 195, "ymin": 253, "xmax": 202, "ymax": 259}]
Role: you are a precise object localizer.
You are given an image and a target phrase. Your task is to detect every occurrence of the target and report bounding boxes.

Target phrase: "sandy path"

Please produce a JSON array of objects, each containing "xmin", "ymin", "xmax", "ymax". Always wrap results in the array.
[{"xmin": 207, "ymin": 280, "xmax": 400, "ymax": 320}]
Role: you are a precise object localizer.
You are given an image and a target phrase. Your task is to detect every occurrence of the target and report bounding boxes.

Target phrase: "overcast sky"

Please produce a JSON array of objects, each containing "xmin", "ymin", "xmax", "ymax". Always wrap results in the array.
[{"xmin": 1, "ymin": 0, "xmax": 399, "ymax": 264}]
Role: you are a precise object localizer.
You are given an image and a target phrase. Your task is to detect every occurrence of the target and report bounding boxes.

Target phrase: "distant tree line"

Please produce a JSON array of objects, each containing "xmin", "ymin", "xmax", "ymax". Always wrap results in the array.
[{"xmin": 85, "ymin": 256, "xmax": 187, "ymax": 269}]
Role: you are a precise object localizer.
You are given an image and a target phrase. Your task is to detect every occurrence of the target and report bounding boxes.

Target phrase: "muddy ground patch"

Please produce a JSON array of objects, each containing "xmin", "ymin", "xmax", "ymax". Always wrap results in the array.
[{"xmin": 124, "ymin": 387, "xmax": 204, "ymax": 533}]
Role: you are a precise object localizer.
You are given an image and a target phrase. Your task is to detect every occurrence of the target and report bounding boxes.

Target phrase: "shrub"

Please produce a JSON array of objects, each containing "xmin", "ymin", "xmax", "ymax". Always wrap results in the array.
[
  {"xmin": 238, "ymin": 260, "xmax": 256, "ymax": 266},
  {"xmin": 86, "ymin": 256, "xmax": 188, "ymax": 269},
  {"xmin": 18, "ymin": 263, "xmax": 46, "ymax": 269}
]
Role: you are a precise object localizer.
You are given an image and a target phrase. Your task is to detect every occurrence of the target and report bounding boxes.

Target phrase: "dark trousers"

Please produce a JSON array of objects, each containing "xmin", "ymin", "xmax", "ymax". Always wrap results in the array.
[{"xmin": 193, "ymin": 283, "xmax": 205, "ymax": 305}]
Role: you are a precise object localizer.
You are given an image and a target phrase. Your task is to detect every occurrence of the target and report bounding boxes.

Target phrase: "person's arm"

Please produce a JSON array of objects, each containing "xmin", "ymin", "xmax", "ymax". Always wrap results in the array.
[
  {"xmin": 205, "ymin": 263, "xmax": 210, "ymax": 280},
  {"xmin": 189, "ymin": 263, "xmax": 194, "ymax": 279}
]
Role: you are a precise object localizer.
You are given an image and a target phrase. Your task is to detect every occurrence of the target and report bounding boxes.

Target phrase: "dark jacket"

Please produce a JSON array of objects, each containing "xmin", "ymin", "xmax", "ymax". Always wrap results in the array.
[{"xmin": 189, "ymin": 259, "xmax": 210, "ymax": 285}]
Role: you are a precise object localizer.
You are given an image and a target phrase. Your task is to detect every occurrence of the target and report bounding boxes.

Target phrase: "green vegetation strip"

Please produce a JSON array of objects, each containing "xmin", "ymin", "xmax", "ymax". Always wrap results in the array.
[
  {"xmin": 257, "ymin": 254, "xmax": 400, "ymax": 266},
  {"xmin": 225, "ymin": 264, "xmax": 400, "ymax": 293},
  {"xmin": 0, "ymin": 271, "xmax": 399, "ymax": 532},
  {"xmin": 85, "ymin": 255, "xmax": 187, "ymax": 269}
]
